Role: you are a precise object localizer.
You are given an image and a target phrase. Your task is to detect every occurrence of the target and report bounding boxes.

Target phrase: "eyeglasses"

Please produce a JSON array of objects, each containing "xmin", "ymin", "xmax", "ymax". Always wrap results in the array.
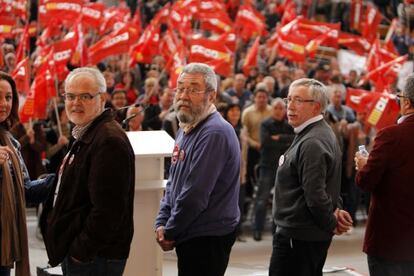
[
  {"xmin": 396, "ymin": 93, "xmax": 410, "ymax": 105},
  {"xmin": 63, "ymin": 92, "xmax": 101, "ymax": 102},
  {"xmin": 174, "ymin": 87, "xmax": 206, "ymax": 96},
  {"xmin": 283, "ymin": 97, "xmax": 315, "ymax": 105}
]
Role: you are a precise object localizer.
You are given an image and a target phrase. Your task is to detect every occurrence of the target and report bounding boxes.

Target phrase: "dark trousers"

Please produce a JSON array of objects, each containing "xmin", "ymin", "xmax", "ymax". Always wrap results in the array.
[
  {"xmin": 253, "ymin": 166, "xmax": 276, "ymax": 233},
  {"xmin": 0, "ymin": 267, "xmax": 10, "ymax": 276},
  {"xmin": 62, "ymin": 256, "xmax": 126, "ymax": 276},
  {"xmin": 368, "ymin": 255, "xmax": 414, "ymax": 276},
  {"xmin": 269, "ymin": 232, "xmax": 331, "ymax": 276},
  {"xmin": 176, "ymin": 231, "xmax": 236, "ymax": 276},
  {"xmin": 246, "ymin": 147, "xmax": 260, "ymax": 197}
]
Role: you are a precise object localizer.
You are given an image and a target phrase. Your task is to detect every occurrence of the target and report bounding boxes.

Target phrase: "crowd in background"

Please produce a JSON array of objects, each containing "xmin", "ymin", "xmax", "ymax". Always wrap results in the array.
[{"xmin": 0, "ymin": 0, "xmax": 412, "ymax": 240}]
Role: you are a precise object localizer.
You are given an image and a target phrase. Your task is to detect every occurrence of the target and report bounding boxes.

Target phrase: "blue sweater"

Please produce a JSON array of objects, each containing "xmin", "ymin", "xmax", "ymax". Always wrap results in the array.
[{"xmin": 155, "ymin": 112, "xmax": 240, "ymax": 244}]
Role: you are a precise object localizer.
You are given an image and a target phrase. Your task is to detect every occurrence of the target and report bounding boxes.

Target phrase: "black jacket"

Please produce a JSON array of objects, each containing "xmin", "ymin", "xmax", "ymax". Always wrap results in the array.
[{"xmin": 40, "ymin": 110, "xmax": 135, "ymax": 266}]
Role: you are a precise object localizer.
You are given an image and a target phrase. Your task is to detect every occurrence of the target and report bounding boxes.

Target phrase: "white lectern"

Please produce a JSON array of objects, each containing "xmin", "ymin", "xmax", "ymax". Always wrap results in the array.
[{"xmin": 124, "ymin": 131, "xmax": 174, "ymax": 276}]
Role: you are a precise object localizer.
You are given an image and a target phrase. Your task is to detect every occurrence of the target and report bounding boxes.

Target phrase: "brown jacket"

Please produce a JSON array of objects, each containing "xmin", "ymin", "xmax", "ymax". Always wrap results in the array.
[
  {"xmin": 356, "ymin": 114, "xmax": 414, "ymax": 261},
  {"xmin": 40, "ymin": 110, "xmax": 135, "ymax": 266}
]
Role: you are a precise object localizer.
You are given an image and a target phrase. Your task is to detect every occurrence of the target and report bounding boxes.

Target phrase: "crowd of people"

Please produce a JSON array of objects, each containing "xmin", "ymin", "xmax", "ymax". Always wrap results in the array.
[{"xmin": 0, "ymin": 0, "xmax": 414, "ymax": 275}]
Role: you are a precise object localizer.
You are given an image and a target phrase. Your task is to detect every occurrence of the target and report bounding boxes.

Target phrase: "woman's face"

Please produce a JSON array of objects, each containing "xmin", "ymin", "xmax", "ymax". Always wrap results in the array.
[
  {"xmin": 0, "ymin": 80, "xmax": 13, "ymax": 123},
  {"xmin": 227, "ymin": 106, "xmax": 241, "ymax": 123}
]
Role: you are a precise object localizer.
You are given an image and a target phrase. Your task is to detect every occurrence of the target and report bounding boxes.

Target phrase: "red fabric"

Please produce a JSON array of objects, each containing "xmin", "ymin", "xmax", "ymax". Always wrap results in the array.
[
  {"xmin": 81, "ymin": 2, "xmax": 105, "ymax": 30},
  {"xmin": 38, "ymin": 0, "xmax": 83, "ymax": 27},
  {"xmin": 0, "ymin": 16, "xmax": 14, "ymax": 38},
  {"xmin": 280, "ymin": 0, "xmax": 297, "ymax": 26},
  {"xmin": 356, "ymin": 115, "xmax": 414, "ymax": 261},
  {"xmin": 188, "ymin": 37, "xmax": 233, "ymax": 77},
  {"xmin": 362, "ymin": 3, "xmax": 382, "ymax": 41},
  {"xmin": 151, "ymin": 3, "xmax": 170, "ymax": 26},
  {"xmin": 363, "ymin": 55, "xmax": 407, "ymax": 91},
  {"xmin": 12, "ymin": 57, "xmax": 30, "ymax": 94},
  {"xmin": 350, "ymin": 0, "xmax": 363, "ymax": 31},
  {"xmin": 199, "ymin": 12, "xmax": 234, "ymax": 34},
  {"xmin": 20, "ymin": 73, "xmax": 50, "ymax": 122},
  {"xmin": 366, "ymin": 93, "xmax": 400, "ymax": 130},
  {"xmin": 99, "ymin": 6, "xmax": 130, "ymax": 35},
  {"xmin": 296, "ymin": 17, "xmax": 340, "ymax": 48},
  {"xmin": 275, "ymin": 27, "xmax": 307, "ymax": 63},
  {"xmin": 242, "ymin": 37, "xmax": 260, "ymax": 76},
  {"xmin": 234, "ymin": 4, "xmax": 267, "ymax": 41},
  {"xmin": 15, "ymin": 24, "xmax": 30, "ymax": 64},
  {"xmin": 129, "ymin": 24, "xmax": 160, "ymax": 65},
  {"xmin": 338, "ymin": 32, "xmax": 371, "ymax": 55},
  {"xmin": 89, "ymin": 24, "xmax": 133, "ymax": 65}
]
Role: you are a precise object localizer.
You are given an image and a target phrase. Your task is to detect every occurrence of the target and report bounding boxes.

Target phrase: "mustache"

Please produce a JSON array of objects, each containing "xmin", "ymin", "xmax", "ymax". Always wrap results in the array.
[{"xmin": 175, "ymin": 100, "xmax": 192, "ymax": 108}]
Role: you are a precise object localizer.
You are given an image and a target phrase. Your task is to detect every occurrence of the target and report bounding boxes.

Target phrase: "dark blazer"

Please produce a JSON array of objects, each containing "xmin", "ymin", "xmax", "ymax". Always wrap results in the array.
[
  {"xmin": 40, "ymin": 110, "xmax": 135, "ymax": 266},
  {"xmin": 356, "ymin": 114, "xmax": 414, "ymax": 262}
]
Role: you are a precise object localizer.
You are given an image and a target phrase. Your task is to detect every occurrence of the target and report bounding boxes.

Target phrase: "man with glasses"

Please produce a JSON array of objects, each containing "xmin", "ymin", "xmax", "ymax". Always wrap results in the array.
[
  {"xmin": 40, "ymin": 67, "xmax": 135, "ymax": 275},
  {"xmin": 155, "ymin": 63, "xmax": 240, "ymax": 276},
  {"xmin": 269, "ymin": 78, "xmax": 353, "ymax": 276},
  {"xmin": 354, "ymin": 74, "xmax": 414, "ymax": 276}
]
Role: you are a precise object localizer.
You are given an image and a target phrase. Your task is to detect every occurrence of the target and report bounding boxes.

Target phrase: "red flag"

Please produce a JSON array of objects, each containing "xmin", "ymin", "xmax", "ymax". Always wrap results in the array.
[
  {"xmin": 89, "ymin": 24, "xmax": 132, "ymax": 65},
  {"xmin": 69, "ymin": 21, "xmax": 88, "ymax": 67},
  {"xmin": 362, "ymin": 55, "xmax": 408, "ymax": 91},
  {"xmin": 130, "ymin": 24, "xmax": 160, "ymax": 65},
  {"xmin": 0, "ymin": 16, "xmax": 14, "ymax": 38},
  {"xmin": 39, "ymin": 0, "xmax": 83, "ymax": 27},
  {"xmin": 350, "ymin": 0, "xmax": 363, "ymax": 31},
  {"xmin": 189, "ymin": 37, "xmax": 233, "ymax": 77},
  {"xmin": 280, "ymin": 0, "xmax": 297, "ymax": 26},
  {"xmin": 235, "ymin": 4, "xmax": 267, "ymax": 41},
  {"xmin": 151, "ymin": 3, "xmax": 170, "ymax": 26},
  {"xmin": 168, "ymin": 6, "xmax": 192, "ymax": 40},
  {"xmin": 81, "ymin": 2, "xmax": 105, "ymax": 30},
  {"xmin": 384, "ymin": 18, "xmax": 398, "ymax": 53},
  {"xmin": 19, "ymin": 73, "xmax": 52, "ymax": 122},
  {"xmin": 346, "ymin": 88, "xmax": 399, "ymax": 130},
  {"xmin": 242, "ymin": 37, "xmax": 260, "ymax": 76},
  {"xmin": 15, "ymin": 24, "xmax": 30, "ymax": 64},
  {"xmin": 12, "ymin": 57, "xmax": 30, "ymax": 94},
  {"xmin": 362, "ymin": 3, "xmax": 382, "ymax": 41},
  {"xmin": 296, "ymin": 17, "xmax": 340, "ymax": 48},
  {"xmin": 275, "ymin": 26, "xmax": 307, "ymax": 63},
  {"xmin": 99, "ymin": 6, "xmax": 131, "ymax": 35},
  {"xmin": 338, "ymin": 32, "xmax": 371, "ymax": 55},
  {"xmin": 167, "ymin": 43, "xmax": 187, "ymax": 88},
  {"xmin": 195, "ymin": 1, "xmax": 224, "ymax": 19},
  {"xmin": 306, "ymin": 29, "xmax": 337, "ymax": 58},
  {"xmin": 366, "ymin": 93, "xmax": 399, "ymax": 130},
  {"xmin": 200, "ymin": 12, "xmax": 234, "ymax": 34}
]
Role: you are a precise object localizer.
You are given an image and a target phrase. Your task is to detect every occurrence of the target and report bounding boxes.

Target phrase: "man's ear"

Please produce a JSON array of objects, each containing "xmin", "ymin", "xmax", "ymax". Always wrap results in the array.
[{"xmin": 208, "ymin": 91, "xmax": 217, "ymax": 102}]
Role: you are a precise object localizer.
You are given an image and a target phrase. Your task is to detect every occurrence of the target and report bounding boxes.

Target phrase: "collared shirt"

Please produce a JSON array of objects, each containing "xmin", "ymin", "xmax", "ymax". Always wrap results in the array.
[
  {"xmin": 179, "ymin": 104, "xmax": 217, "ymax": 134},
  {"xmin": 293, "ymin": 114, "xmax": 324, "ymax": 134},
  {"xmin": 397, "ymin": 112, "xmax": 414, "ymax": 124}
]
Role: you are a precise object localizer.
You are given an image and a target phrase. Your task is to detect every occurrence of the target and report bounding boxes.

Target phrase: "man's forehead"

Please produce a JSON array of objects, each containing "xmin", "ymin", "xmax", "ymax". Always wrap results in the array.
[{"xmin": 178, "ymin": 73, "xmax": 204, "ymax": 85}]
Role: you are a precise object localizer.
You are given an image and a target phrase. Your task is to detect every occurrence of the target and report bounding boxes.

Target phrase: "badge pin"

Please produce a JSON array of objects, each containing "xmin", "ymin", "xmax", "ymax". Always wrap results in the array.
[
  {"xmin": 279, "ymin": 155, "xmax": 285, "ymax": 167},
  {"xmin": 179, "ymin": 149, "xmax": 185, "ymax": 161},
  {"xmin": 172, "ymin": 145, "xmax": 179, "ymax": 164}
]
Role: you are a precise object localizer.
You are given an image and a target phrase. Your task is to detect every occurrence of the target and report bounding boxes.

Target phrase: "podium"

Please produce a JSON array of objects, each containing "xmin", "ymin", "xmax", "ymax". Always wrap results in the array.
[{"xmin": 124, "ymin": 131, "xmax": 174, "ymax": 276}]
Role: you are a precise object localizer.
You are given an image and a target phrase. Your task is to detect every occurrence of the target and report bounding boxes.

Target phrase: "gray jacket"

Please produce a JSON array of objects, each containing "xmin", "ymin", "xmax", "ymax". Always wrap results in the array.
[{"xmin": 273, "ymin": 119, "xmax": 342, "ymax": 241}]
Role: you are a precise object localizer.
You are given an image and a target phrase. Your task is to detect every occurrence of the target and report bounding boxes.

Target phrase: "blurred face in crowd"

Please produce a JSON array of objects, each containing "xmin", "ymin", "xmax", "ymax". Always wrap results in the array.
[
  {"xmin": 272, "ymin": 101, "xmax": 286, "ymax": 121},
  {"xmin": 160, "ymin": 88, "xmax": 174, "ymax": 109},
  {"xmin": 103, "ymin": 71, "xmax": 115, "ymax": 88},
  {"xmin": 330, "ymin": 90, "xmax": 342, "ymax": 108},
  {"xmin": 0, "ymin": 80, "xmax": 13, "ymax": 123},
  {"xmin": 286, "ymin": 85, "xmax": 320, "ymax": 128},
  {"xmin": 174, "ymin": 73, "xmax": 215, "ymax": 124},
  {"xmin": 254, "ymin": 90, "xmax": 269, "ymax": 110},
  {"xmin": 65, "ymin": 74, "xmax": 105, "ymax": 127},
  {"xmin": 234, "ymin": 74, "xmax": 246, "ymax": 92},
  {"xmin": 112, "ymin": 91, "xmax": 127, "ymax": 109},
  {"xmin": 226, "ymin": 105, "xmax": 241, "ymax": 125}
]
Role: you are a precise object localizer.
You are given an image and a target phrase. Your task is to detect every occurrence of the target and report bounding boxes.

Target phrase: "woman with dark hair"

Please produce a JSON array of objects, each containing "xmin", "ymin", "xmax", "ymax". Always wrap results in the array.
[{"xmin": 0, "ymin": 72, "xmax": 54, "ymax": 276}]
